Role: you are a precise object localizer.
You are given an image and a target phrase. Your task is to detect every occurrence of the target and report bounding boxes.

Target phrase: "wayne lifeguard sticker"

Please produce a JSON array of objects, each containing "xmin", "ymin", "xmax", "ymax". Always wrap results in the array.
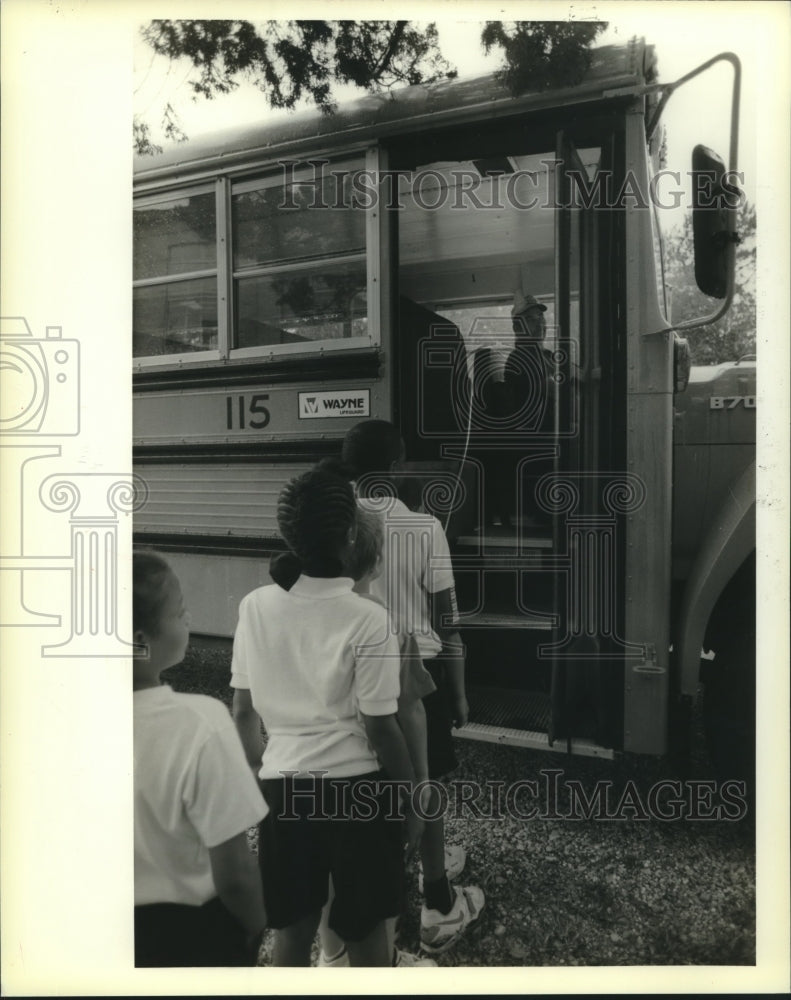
[{"xmin": 298, "ymin": 389, "xmax": 371, "ymax": 419}]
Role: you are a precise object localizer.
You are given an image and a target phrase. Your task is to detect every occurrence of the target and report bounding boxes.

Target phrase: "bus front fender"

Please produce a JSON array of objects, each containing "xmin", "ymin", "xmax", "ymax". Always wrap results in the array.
[{"xmin": 675, "ymin": 460, "xmax": 755, "ymax": 698}]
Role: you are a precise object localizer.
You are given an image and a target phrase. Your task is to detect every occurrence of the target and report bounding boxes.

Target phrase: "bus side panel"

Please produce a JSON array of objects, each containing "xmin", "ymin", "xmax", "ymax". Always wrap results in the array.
[
  {"xmin": 133, "ymin": 379, "xmax": 385, "ymax": 446},
  {"xmin": 623, "ymin": 111, "xmax": 675, "ymax": 755},
  {"xmin": 623, "ymin": 391, "xmax": 673, "ymax": 753},
  {"xmin": 671, "ymin": 441, "xmax": 709, "ymax": 581},
  {"xmin": 133, "ymin": 368, "xmax": 394, "ymax": 638},
  {"xmin": 163, "ymin": 552, "xmax": 274, "ymax": 638},
  {"xmin": 134, "ymin": 461, "xmax": 315, "ymax": 539},
  {"xmin": 672, "ymin": 363, "xmax": 755, "ymax": 580}
]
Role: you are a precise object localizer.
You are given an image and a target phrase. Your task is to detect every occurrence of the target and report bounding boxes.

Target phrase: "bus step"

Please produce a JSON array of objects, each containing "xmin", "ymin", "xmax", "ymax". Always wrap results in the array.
[
  {"xmin": 457, "ymin": 685, "xmax": 614, "ymax": 759},
  {"xmin": 457, "ymin": 609, "xmax": 555, "ymax": 629},
  {"xmin": 456, "ymin": 722, "xmax": 615, "ymax": 759},
  {"xmin": 467, "ymin": 685, "xmax": 551, "ymax": 730},
  {"xmin": 454, "ymin": 528, "xmax": 553, "ymax": 550}
]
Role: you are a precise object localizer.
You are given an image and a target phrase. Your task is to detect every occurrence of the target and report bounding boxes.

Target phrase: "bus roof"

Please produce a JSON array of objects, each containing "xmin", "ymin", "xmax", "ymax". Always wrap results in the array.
[{"xmin": 135, "ymin": 39, "xmax": 652, "ymax": 185}]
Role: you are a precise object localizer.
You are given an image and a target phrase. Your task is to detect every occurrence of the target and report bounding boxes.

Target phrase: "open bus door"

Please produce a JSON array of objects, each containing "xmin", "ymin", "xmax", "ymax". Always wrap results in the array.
[
  {"xmin": 547, "ymin": 130, "xmax": 636, "ymax": 751},
  {"xmin": 391, "ymin": 122, "xmax": 626, "ymax": 757}
]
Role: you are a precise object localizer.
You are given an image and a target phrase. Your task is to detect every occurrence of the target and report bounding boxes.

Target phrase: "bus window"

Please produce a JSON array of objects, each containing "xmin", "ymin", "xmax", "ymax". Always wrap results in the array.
[
  {"xmin": 133, "ymin": 157, "xmax": 376, "ymax": 363},
  {"xmin": 133, "ymin": 188, "xmax": 218, "ymax": 357},
  {"xmin": 234, "ymin": 260, "xmax": 368, "ymax": 347},
  {"xmin": 231, "ymin": 158, "xmax": 369, "ymax": 353}
]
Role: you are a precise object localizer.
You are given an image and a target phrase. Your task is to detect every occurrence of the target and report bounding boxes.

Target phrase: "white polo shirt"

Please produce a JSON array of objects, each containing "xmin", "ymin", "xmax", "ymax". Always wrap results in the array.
[
  {"xmin": 134, "ymin": 685, "xmax": 268, "ymax": 906},
  {"xmin": 357, "ymin": 496, "xmax": 456, "ymax": 658},
  {"xmin": 230, "ymin": 575, "xmax": 401, "ymax": 779}
]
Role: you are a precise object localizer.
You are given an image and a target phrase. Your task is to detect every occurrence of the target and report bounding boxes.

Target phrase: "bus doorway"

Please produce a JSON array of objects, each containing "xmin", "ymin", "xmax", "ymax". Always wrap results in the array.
[{"xmin": 392, "ymin": 128, "xmax": 625, "ymax": 755}]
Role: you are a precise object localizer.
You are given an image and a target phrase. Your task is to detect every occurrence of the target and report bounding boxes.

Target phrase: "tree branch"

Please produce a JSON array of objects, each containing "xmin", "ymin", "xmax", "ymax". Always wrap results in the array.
[{"xmin": 369, "ymin": 21, "xmax": 407, "ymax": 80}]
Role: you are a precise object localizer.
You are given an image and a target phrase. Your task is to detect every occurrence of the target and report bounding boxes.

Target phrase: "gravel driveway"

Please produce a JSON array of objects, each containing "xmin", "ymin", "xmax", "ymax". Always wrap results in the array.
[{"xmin": 163, "ymin": 640, "xmax": 755, "ymax": 967}]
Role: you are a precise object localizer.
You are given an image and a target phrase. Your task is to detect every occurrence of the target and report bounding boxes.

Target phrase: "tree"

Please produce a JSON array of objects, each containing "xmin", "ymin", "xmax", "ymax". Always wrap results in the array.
[
  {"xmin": 135, "ymin": 20, "xmax": 608, "ymax": 154},
  {"xmin": 482, "ymin": 20, "xmax": 606, "ymax": 93},
  {"xmin": 664, "ymin": 200, "xmax": 756, "ymax": 364},
  {"xmin": 135, "ymin": 20, "xmax": 454, "ymax": 154}
]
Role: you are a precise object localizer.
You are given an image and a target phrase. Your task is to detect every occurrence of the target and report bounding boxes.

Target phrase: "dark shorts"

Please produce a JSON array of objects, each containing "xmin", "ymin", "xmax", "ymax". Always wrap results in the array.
[
  {"xmin": 423, "ymin": 658, "xmax": 459, "ymax": 780},
  {"xmin": 134, "ymin": 896, "xmax": 251, "ymax": 967},
  {"xmin": 258, "ymin": 770, "xmax": 404, "ymax": 942}
]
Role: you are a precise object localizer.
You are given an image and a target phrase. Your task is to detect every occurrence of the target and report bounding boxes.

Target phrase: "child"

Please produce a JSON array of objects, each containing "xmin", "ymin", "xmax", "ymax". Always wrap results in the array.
[
  {"xmin": 133, "ymin": 550, "xmax": 267, "ymax": 967},
  {"xmin": 231, "ymin": 466, "xmax": 422, "ymax": 967},
  {"xmin": 270, "ymin": 505, "xmax": 435, "ymax": 800},
  {"xmin": 341, "ymin": 419, "xmax": 485, "ymax": 954},
  {"xmin": 272, "ymin": 505, "xmax": 437, "ymax": 968}
]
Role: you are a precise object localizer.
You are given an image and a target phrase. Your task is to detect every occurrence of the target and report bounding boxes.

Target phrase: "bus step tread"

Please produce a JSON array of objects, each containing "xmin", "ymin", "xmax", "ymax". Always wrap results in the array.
[
  {"xmin": 459, "ymin": 686, "xmax": 614, "ymax": 759},
  {"xmin": 454, "ymin": 533, "xmax": 553, "ymax": 550},
  {"xmin": 466, "ymin": 685, "xmax": 551, "ymax": 731},
  {"xmin": 455, "ymin": 722, "xmax": 615, "ymax": 759},
  {"xmin": 458, "ymin": 610, "xmax": 555, "ymax": 629}
]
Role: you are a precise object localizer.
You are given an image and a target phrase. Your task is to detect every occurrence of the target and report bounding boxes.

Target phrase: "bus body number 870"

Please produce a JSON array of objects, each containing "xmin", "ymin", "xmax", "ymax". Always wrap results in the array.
[{"xmin": 709, "ymin": 396, "xmax": 755, "ymax": 410}]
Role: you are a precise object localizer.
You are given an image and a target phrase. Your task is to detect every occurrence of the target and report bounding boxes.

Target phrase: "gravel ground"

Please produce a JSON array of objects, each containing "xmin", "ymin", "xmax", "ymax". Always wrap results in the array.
[{"xmin": 162, "ymin": 640, "xmax": 755, "ymax": 968}]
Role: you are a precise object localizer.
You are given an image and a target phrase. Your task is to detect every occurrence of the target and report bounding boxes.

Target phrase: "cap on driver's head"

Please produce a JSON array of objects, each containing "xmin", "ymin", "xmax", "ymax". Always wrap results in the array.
[{"xmin": 511, "ymin": 291, "xmax": 547, "ymax": 317}]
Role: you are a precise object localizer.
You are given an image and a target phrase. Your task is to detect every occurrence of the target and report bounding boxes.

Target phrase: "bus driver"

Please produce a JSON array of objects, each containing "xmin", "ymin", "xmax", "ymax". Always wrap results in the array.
[{"xmin": 498, "ymin": 291, "xmax": 555, "ymax": 528}]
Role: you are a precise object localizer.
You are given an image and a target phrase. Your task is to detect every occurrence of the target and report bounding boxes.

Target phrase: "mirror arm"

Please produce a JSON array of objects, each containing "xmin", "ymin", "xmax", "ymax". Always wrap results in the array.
[
  {"xmin": 665, "ymin": 263, "xmax": 734, "ymax": 336},
  {"xmin": 645, "ymin": 52, "xmax": 741, "ymax": 174},
  {"xmin": 642, "ymin": 234, "xmax": 737, "ymax": 339}
]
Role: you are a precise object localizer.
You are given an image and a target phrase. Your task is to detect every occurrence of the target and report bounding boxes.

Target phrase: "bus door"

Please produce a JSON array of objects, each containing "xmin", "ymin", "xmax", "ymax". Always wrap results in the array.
[
  {"xmin": 390, "ymin": 123, "xmax": 622, "ymax": 754},
  {"xmin": 546, "ymin": 131, "xmax": 631, "ymax": 750}
]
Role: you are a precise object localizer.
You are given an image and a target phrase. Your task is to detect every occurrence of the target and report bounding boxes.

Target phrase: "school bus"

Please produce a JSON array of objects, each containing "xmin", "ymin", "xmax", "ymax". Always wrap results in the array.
[{"xmin": 133, "ymin": 39, "xmax": 752, "ymax": 766}]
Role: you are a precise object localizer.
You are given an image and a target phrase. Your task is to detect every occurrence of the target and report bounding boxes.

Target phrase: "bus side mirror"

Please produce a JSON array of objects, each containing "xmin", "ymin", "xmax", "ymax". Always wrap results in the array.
[{"xmin": 691, "ymin": 144, "xmax": 741, "ymax": 299}]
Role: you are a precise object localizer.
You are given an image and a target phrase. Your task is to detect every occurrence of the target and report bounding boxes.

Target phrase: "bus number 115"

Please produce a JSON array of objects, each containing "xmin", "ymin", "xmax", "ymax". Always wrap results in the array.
[{"xmin": 226, "ymin": 393, "xmax": 271, "ymax": 430}]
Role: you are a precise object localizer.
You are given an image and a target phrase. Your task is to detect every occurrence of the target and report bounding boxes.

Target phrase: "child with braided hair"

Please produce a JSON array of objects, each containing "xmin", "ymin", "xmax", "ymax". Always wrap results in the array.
[
  {"xmin": 271, "ymin": 499, "xmax": 437, "ymax": 967},
  {"xmin": 231, "ymin": 466, "xmax": 423, "ymax": 966},
  {"xmin": 269, "ymin": 505, "xmax": 435, "ymax": 798}
]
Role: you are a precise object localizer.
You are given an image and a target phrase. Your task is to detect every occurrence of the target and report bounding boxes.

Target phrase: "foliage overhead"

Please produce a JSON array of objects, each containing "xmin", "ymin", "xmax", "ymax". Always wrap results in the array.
[
  {"xmin": 481, "ymin": 20, "xmax": 607, "ymax": 93},
  {"xmin": 138, "ymin": 20, "xmax": 454, "ymax": 125},
  {"xmin": 135, "ymin": 20, "xmax": 609, "ymax": 154},
  {"xmin": 664, "ymin": 200, "xmax": 756, "ymax": 365}
]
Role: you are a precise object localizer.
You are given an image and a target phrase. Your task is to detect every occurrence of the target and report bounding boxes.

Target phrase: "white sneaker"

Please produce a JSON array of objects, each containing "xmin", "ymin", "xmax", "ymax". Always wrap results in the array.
[
  {"xmin": 420, "ymin": 884, "xmax": 485, "ymax": 954},
  {"xmin": 318, "ymin": 946, "xmax": 436, "ymax": 968},
  {"xmin": 394, "ymin": 949, "xmax": 437, "ymax": 967},
  {"xmin": 418, "ymin": 843, "xmax": 466, "ymax": 892},
  {"xmin": 317, "ymin": 946, "xmax": 349, "ymax": 967},
  {"xmin": 444, "ymin": 844, "xmax": 467, "ymax": 879}
]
